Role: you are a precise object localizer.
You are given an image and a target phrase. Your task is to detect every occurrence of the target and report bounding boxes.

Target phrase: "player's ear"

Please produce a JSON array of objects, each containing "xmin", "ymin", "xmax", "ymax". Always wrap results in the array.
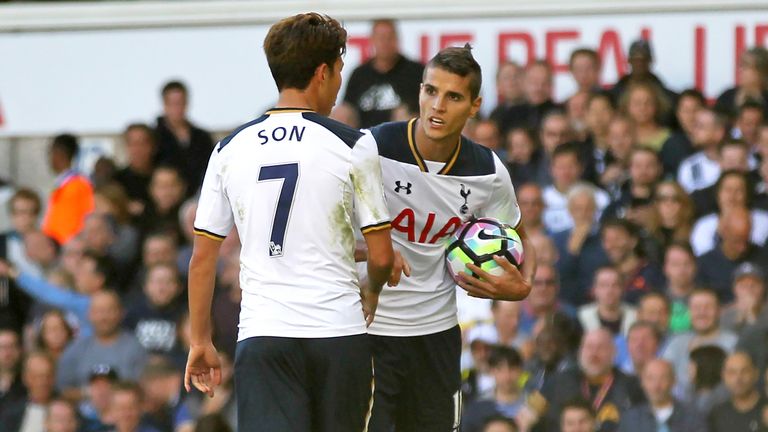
[
  {"xmin": 470, "ymin": 96, "xmax": 482, "ymax": 118},
  {"xmin": 314, "ymin": 62, "xmax": 329, "ymax": 84}
]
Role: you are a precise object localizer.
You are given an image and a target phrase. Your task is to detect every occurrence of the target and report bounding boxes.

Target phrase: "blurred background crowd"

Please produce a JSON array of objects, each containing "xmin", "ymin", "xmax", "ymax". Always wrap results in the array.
[{"xmin": 1, "ymin": 15, "xmax": 768, "ymax": 432}]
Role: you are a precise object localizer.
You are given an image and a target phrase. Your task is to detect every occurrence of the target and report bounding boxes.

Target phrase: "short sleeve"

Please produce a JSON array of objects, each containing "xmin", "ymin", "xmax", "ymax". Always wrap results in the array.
[
  {"xmin": 193, "ymin": 145, "xmax": 234, "ymax": 240},
  {"xmin": 482, "ymin": 154, "xmax": 522, "ymax": 228},
  {"xmin": 350, "ymin": 132, "xmax": 391, "ymax": 234}
]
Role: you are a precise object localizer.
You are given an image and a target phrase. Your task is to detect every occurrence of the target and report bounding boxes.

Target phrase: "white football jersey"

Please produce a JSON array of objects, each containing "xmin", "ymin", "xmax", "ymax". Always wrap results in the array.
[
  {"xmin": 194, "ymin": 108, "xmax": 390, "ymax": 340},
  {"xmin": 367, "ymin": 119, "xmax": 521, "ymax": 336}
]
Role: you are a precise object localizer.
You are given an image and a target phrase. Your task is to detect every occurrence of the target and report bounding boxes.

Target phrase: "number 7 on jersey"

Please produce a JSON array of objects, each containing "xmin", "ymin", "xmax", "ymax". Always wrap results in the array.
[{"xmin": 258, "ymin": 163, "xmax": 299, "ymax": 257}]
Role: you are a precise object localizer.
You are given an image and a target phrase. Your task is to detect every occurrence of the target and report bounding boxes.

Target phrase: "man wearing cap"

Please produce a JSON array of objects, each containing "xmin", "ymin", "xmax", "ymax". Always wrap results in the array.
[
  {"xmin": 79, "ymin": 365, "xmax": 118, "ymax": 432},
  {"xmin": 721, "ymin": 263, "xmax": 768, "ymax": 334},
  {"xmin": 610, "ymin": 39, "xmax": 677, "ymax": 125}
]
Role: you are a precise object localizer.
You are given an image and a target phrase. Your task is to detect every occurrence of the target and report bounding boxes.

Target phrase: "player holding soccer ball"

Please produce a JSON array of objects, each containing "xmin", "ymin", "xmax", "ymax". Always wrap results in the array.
[{"xmin": 361, "ymin": 45, "xmax": 537, "ymax": 431}]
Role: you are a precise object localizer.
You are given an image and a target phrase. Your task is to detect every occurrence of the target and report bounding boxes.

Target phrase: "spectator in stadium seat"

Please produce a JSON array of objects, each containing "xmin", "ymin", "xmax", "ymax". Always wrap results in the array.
[
  {"xmin": 720, "ymin": 262, "xmax": 768, "ymax": 334},
  {"xmin": 677, "ymin": 107, "xmax": 727, "ymax": 193},
  {"xmin": 690, "ymin": 140, "xmax": 760, "ymax": 218},
  {"xmin": 580, "ymin": 91, "xmax": 616, "ymax": 184},
  {"xmin": 662, "ymin": 289, "xmax": 737, "ymax": 398},
  {"xmin": 636, "ymin": 293, "xmax": 671, "ymax": 338},
  {"xmin": 488, "ymin": 61, "xmax": 525, "ymax": 126},
  {"xmin": 139, "ymin": 357, "xmax": 195, "ymax": 432},
  {"xmin": 93, "ymin": 183, "xmax": 141, "ymax": 270},
  {"xmin": 731, "ymin": 100, "xmax": 765, "ymax": 150},
  {"xmin": 714, "ymin": 47, "xmax": 768, "ymax": 119},
  {"xmin": 461, "ymin": 346, "xmax": 529, "ymax": 432},
  {"xmin": 566, "ymin": 90, "xmax": 590, "ymax": 142},
  {"xmin": 109, "ymin": 381, "xmax": 161, "ymax": 432},
  {"xmin": 127, "ymin": 232, "xmax": 179, "ymax": 299},
  {"xmin": 602, "ymin": 146, "xmax": 662, "ymax": 223},
  {"xmin": 552, "ymin": 183, "xmax": 608, "ymax": 306},
  {"xmin": 687, "ymin": 345, "xmax": 729, "ymax": 416},
  {"xmin": 469, "ymin": 301, "xmax": 531, "ymax": 359},
  {"xmin": 34, "ymin": 310, "xmax": 74, "ymax": 363},
  {"xmin": 649, "ymin": 181, "xmax": 695, "ymax": 254},
  {"xmin": 618, "ymin": 358, "xmax": 706, "ymax": 432},
  {"xmin": 534, "ymin": 110, "xmax": 573, "ymax": 186},
  {"xmin": 474, "ymin": 118, "xmax": 504, "ymax": 159},
  {"xmin": 154, "ymin": 81, "xmax": 214, "ymax": 196},
  {"xmin": 515, "ymin": 183, "xmax": 546, "ymax": 237},
  {"xmin": 0, "ymin": 329, "xmax": 25, "ymax": 412},
  {"xmin": 340, "ymin": 19, "xmax": 423, "ymax": 128},
  {"xmin": 708, "ymin": 352, "xmax": 768, "ymax": 432},
  {"xmin": 617, "ymin": 321, "xmax": 662, "ymax": 376},
  {"xmin": 543, "ymin": 144, "xmax": 609, "ymax": 233},
  {"xmin": 79, "ymin": 365, "xmax": 118, "ymax": 432},
  {"xmin": 620, "ymin": 81, "xmax": 671, "ymax": 151},
  {"xmin": 495, "ymin": 60, "xmax": 561, "ymax": 135},
  {"xmin": 41, "ymin": 134, "xmax": 95, "ymax": 245},
  {"xmin": 45, "ymin": 398, "xmax": 80, "ymax": 432},
  {"xmin": 2, "ymin": 188, "xmax": 43, "ymax": 277},
  {"xmin": 569, "ymin": 48, "xmax": 602, "ymax": 96},
  {"xmin": 139, "ymin": 165, "xmax": 186, "ymax": 243},
  {"xmin": 56, "ymin": 291, "xmax": 147, "ymax": 401},
  {"xmin": 601, "ymin": 115, "xmax": 635, "ymax": 196},
  {"xmin": 523, "ymin": 319, "xmax": 580, "ymax": 393},
  {"xmin": 123, "ymin": 263, "xmax": 186, "ymax": 360},
  {"xmin": 578, "ymin": 266, "xmax": 637, "ymax": 337},
  {"xmin": 0, "ymin": 251, "xmax": 113, "ymax": 338},
  {"xmin": 755, "ymin": 155, "xmax": 768, "ymax": 211},
  {"xmin": 504, "ymin": 127, "xmax": 543, "ymax": 188},
  {"xmin": 610, "ymin": 39, "xmax": 677, "ymax": 125},
  {"xmin": 662, "ymin": 242, "xmax": 697, "ymax": 334},
  {"xmin": 539, "ymin": 328, "xmax": 644, "ymax": 432},
  {"xmin": 519, "ymin": 263, "xmax": 576, "ymax": 334},
  {"xmin": 560, "ymin": 399, "xmax": 597, "ymax": 432},
  {"xmin": 696, "ymin": 206, "xmax": 768, "ymax": 303},
  {"xmin": 114, "ymin": 123, "xmax": 157, "ymax": 217},
  {"xmin": 22, "ymin": 231, "xmax": 59, "ymax": 276},
  {"xmin": 600, "ymin": 219, "xmax": 664, "ymax": 304},
  {"xmin": 659, "ymin": 89, "xmax": 705, "ymax": 178},
  {"xmin": 0, "ymin": 351, "xmax": 56, "ymax": 432}
]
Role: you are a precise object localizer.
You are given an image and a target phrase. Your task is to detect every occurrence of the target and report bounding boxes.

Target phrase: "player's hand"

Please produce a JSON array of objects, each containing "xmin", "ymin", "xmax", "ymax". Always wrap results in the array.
[
  {"xmin": 360, "ymin": 288, "xmax": 379, "ymax": 327},
  {"xmin": 185, "ymin": 343, "xmax": 222, "ymax": 398},
  {"xmin": 457, "ymin": 256, "xmax": 531, "ymax": 301},
  {"xmin": 387, "ymin": 250, "xmax": 411, "ymax": 287}
]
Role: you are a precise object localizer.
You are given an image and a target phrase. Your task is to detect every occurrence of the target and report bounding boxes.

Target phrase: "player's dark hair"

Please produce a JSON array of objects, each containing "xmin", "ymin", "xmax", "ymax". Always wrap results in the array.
[
  {"xmin": 488, "ymin": 345, "xmax": 523, "ymax": 369},
  {"xmin": 426, "ymin": 44, "xmax": 482, "ymax": 100},
  {"xmin": 263, "ymin": 13, "xmax": 347, "ymax": 92},
  {"xmin": 51, "ymin": 134, "xmax": 79, "ymax": 162},
  {"xmin": 569, "ymin": 48, "xmax": 600, "ymax": 68},
  {"xmin": 161, "ymin": 80, "xmax": 188, "ymax": 98}
]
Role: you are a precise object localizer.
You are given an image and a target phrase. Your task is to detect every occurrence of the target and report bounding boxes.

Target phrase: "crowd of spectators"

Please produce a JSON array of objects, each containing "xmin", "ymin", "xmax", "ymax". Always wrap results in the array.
[{"xmin": 1, "ymin": 16, "xmax": 768, "ymax": 432}]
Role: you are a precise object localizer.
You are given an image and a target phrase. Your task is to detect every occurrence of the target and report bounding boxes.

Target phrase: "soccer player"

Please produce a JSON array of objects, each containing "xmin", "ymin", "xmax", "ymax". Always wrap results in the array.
[
  {"xmin": 184, "ymin": 13, "xmax": 394, "ymax": 432},
  {"xmin": 363, "ymin": 45, "xmax": 536, "ymax": 430}
]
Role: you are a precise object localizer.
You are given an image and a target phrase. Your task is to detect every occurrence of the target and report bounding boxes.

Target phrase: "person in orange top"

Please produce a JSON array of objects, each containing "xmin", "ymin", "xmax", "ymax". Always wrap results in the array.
[{"xmin": 41, "ymin": 134, "xmax": 94, "ymax": 245}]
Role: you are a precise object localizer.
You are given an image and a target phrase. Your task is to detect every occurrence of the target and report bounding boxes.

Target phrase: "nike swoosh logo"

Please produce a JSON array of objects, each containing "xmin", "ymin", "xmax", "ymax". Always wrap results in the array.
[{"xmin": 477, "ymin": 229, "xmax": 518, "ymax": 242}]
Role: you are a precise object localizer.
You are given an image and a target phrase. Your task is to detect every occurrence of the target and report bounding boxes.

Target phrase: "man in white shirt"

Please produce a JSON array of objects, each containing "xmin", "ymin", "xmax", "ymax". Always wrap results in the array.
[{"xmin": 677, "ymin": 107, "xmax": 727, "ymax": 193}]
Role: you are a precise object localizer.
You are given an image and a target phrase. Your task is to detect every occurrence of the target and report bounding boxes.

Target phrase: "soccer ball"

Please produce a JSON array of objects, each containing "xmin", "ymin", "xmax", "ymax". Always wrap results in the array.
[{"xmin": 445, "ymin": 217, "xmax": 524, "ymax": 281}]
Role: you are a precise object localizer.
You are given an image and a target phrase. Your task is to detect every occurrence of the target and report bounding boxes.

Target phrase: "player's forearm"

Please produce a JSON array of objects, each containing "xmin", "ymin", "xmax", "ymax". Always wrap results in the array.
[
  {"xmin": 188, "ymin": 238, "xmax": 222, "ymax": 345},
  {"xmin": 518, "ymin": 225, "xmax": 537, "ymax": 286}
]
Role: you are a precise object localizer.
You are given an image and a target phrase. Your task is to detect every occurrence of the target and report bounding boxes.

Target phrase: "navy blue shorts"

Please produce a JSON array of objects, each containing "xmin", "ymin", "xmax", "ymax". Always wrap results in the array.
[
  {"xmin": 367, "ymin": 325, "xmax": 463, "ymax": 432},
  {"xmin": 234, "ymin": 334, "xmax": 373, "ymax": 432}
]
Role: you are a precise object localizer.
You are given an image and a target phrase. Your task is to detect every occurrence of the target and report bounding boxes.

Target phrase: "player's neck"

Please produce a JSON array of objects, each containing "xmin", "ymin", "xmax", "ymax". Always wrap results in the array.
[
  {"xmin": 275, "ymin": 90, "xmax": 316, "ymax": 112},
  {"xmin": 414, "ymin": 120, "xmax": 460, "ymax": 162}
]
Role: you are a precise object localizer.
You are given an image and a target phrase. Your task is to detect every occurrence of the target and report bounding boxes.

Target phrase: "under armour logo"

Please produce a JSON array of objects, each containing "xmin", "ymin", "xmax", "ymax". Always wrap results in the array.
[
  {"xmin": 459, "ymin": 184, "xmax": 471, "ymax": 214},
  {"xmin": 395, "ymin": 181, "xmax": 412, "ymax": 194}
]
